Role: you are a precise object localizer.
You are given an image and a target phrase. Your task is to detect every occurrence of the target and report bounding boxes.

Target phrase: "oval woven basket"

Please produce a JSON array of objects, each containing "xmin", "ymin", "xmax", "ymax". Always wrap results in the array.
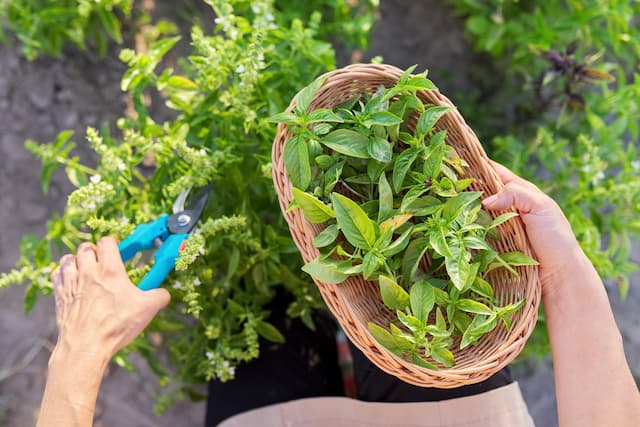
[{"xmin": 272, "ymin": 63, "xmax": 541, "ymax": 388}]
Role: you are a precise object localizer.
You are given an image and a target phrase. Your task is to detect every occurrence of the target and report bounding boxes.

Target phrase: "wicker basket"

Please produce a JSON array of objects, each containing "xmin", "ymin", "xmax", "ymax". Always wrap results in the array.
[{"xmin": 272, "ymin": 63, "xmax": 541, "ymax": 388}]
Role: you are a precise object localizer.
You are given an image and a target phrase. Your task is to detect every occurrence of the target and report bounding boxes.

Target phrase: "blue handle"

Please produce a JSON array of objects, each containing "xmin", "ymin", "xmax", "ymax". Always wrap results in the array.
[
  {"xmin": 119, "ymin": 214, "xmax": 170, "ymax": 262},
  {"xmin": 137, "ymin": 233, "xmax": 188, "ymax": 290}
]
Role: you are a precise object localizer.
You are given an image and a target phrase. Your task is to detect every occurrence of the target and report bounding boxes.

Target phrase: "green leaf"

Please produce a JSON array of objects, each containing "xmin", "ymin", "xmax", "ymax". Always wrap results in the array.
[
  {"xmin": 256, "ymin": 321, "xmax": 285, "ymax": 344},
  {"xmin": 313, "ymin": 224, "xmax": 339, "ymax": 248},
  {"xmin": 471, "ymin": 277, "xmax": 494, "ymax": 300},
  {"xmin": 167, "ymin": 75, "xmax": 198, "ymax": 90},
  {"xmin": 405, "ymin": 75, "xmax": 437, "ymax": 90},
  {"xmin": 412, "ymin": 353, "xmax": 438, "ymax": 370},
  {"xmin": 331, "ymin": 193, "xmax": 376, "ymax": 250},
  {"xmin": 400, "ymin": 185, "xmax": 427, "ymax": 212},
  {"xmin": 488, "ymin": 212, "xmax": 519, "ymax": 229},
  {"xmin": 295, "ymin": 78, "xmax": 325, "ymax": 113},
  {"xmin": 497, "ymin": 299, "xmax": 525, "ymax": 316},
  {"xmin": 368, "ymin": 137, "xmax": 393, "ymax": 163},
  {"xmin": 367, "ymin": 111, "xmax": 403, "ymax": 126},
  {"xmin": 397, "ymin": 310, "xmax": 422, "ymax": 333},
  {"xmin": 322, "ymin": 129, "xmax": 370, "ymax": 158},
  {"xmin": 381, "ymin": 227, "xmax": 413, "ymax": 257},
  {"xmin": 410, "ymin": 280, "xmax": 435, "ymax": 324},
  {"xmin": 268, "ymin": 111, "xmax": 298, "ymax": 125},
  {"xmin": 431, "ymin": 345, "xmax": 455, "ymax": 368},
  {"xmin": 442, "ymin": 192, "xmax": 482, "ymax": 223},
  {"xmin": 457, "ymin": 299, "xmax": 494, "ymax": 315},
  {"xmin": 363, "ymin": 251, "xmax": 383, "ymax": 279},
  {"xmin": 378, "ymin": 172, "xmax": 393, "ymax": 222},
  {"xmin": 500, "ymin": 252, "xmax": 539, "ymax": 266},
  {"xmin": 402, "ymin": 237, "xmax": 429, "ymax": 282},
  {"xmin": 308, "ymin": 109, "xmax": 345, "ymax": 123},
  {"xmin": 283, "ymin": 136, "xmax": 311, "ymax": 190},
  {"xmin": 416, "ymin": 106, "xmax": 450, "ymax": 138},
  {"xmin": 429, "ymin": 227, "xmax": 452, "ymax": 258},
  {"xmin": 302, "ymin": 257, "xmax": 349, "ymax": 284},
  {"xmin": 392, "ymin": 148, "xmax": 419, "ymax": 192},
  {"xmin": 368, "ymin": 323, "xmax": 403, "ymax": 356},
  {"xmin": 291, "ymin": 188, "xmax": 335, "ymax": 223},
  {"xmin": 379, "ymin": 275, "xmax": 410, "ymax": 310}
]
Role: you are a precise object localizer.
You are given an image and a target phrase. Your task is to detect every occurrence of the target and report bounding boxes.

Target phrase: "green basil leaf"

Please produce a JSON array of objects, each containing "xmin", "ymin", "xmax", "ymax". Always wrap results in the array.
[
  {"xmin": 500, "ymin": 251, "xmax": 539, "ymax": 266},
  {"xmin": 487, "ymin": 212, "xmax": 519, "ymax": 229},
  {"xmin": 363, "ymin": 251, "xmax": 383, "ymax": 279},
  {"xmin": 283, "ymin": 136, "xmax": 311, "ymax": 190},
  {"xmin": 410, "ymin": 279, "xmax": 435, "ymax": 324},
  {"xmin": 367, "ymin": 111, "xmax": 403, "ymax": 126},
  {"xmin": 412, "ymin": 353, "xmax": 438, "ymax": 370},
  {"xmin": 322, "ymin": 129, "xmax": 370, "ymax": 159},
  {"xmin": 497, "ymin": 298, "xmax": 525, "ymax": 316},
  {"xmin": 471, "ymin": 277, "xmax": 494, "ymax": 300},
  {"xmin": 393, "ymin": 148, "xmax": 420, "ymax": 192},
  {"xmin": 312, "ymin": 122, "xmax": 333, "ymax": 136},
  {"xmin": 378, "ymin": 172, "xmax": 393, "ymax": 222},
  {"xmin": 402, "ymin": 237, "xmax": 429, "ymax": 283},
  {"xmin": 294, "ymin": 77, "xmax": 325, "ymax": 114},
  {"xmin": 453, "ymin": 311, "xmax": 472, "ymax": 334},
  {"xmin": 302, "ymin": 257, "xmax": 349, "ymax": 284},
  {"xmin": 400, "ymin": 185, "xmax": 427, "ymax": 212},
  {"xmin": 381, "ymin": 227, "xmax": 413, "ymax": 257},
  {"xmin": 308, "ymin": 108, "xmax": 345, "ymax": 123},
  {"xmin": 368, "ymin": 323, "xmax": 403, "ymax": 356},
  {"xmin": 331, "ymin": 193, "xmax": 377, "ymax": 250},
  {"xmin": 457, "ymin": 299, "xmax": 494, "ymax": 315},
  {"xmin": 429, "ymin": 227, "xmax": 452, "ymax": 258},
  {"xmin": 256, "ymin": 321, "xmax": 285, "ymax": 344},
  {"xmin": 431, "ymin": 345, "xmax": 455, "ymax": 368},
  {"xmin": 397, "ymin": 309, "xmax": 422, "ymax": 332},
  {"xmin": 445, "ymin": 246, "xmax": 472, "ymax": 291},
  {"xmin": 368, "ymin": 137, "xmax": 393, "ymax": 163},
  {"xmin": 462, "ymin": 235, "xmax": 491, "ymax": 250},
  {"xmin": 442, "ymin": 191, "xmax": 482, "ymax": 223},
  {"xmin": 379, "ymin": 275, "xmax": 410, "ymax": 310},
  {"xmin": 405, "ymin": 75, "xmax": 437, "ymax": 90},
  {"xmin": 416, "ymin": 106, "xmax": 450, "ymax": 138},
  {"xmin": 313, "ymin": 224, "xmax": 339, "ymax": 248},
  {"xmin": 291, "ymin": 188, "xmax": 335, "ymax": 223},
  {"xmin": 267, "ymin": 111, "xmax": 298, "ymax": 125}
]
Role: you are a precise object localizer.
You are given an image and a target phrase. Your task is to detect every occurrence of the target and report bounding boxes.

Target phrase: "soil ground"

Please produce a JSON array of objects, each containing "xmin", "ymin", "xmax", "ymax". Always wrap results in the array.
[{"xmin": 1, "ymin": 1, "xmax": 638, "ymax": 426}]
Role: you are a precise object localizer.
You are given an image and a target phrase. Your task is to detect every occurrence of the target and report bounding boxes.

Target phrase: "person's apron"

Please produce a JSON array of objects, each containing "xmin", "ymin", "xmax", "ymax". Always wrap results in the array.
[{"xmin": 218, "ymin": 381, "xmax": 535, "ymax": 427}]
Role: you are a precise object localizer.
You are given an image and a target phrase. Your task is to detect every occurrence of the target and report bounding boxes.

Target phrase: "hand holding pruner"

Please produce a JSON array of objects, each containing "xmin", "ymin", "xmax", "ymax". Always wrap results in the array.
[{"xmin": 118, "ymin": 184, "xmax": 211, "ymax": 290}]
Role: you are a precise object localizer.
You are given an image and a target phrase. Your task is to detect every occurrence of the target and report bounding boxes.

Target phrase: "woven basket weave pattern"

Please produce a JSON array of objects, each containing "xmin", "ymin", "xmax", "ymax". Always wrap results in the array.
[{"xmin": 272, "ymin": 63, "xmax": 541, "ymax": 388}]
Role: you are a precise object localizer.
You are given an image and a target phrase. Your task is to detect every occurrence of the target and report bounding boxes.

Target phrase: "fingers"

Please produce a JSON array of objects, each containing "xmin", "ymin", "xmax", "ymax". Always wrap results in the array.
[
  {"xmin": 482, "ymin": 181, "xmax": 552, "ymax": 215},
  {"xmin": 51, "ymin": 267, "xmax": 64, "ymax": 325},
  {"xmin": 60, "ymin": 254, "xmax": 78, "ymax": 300},
  {"xmin": 96, "ymin": 237, "xmax": 126, "ymax": 275},
  {"xmin": 77, "ymin": 242, "xmax": 98, "ymax": 271}
]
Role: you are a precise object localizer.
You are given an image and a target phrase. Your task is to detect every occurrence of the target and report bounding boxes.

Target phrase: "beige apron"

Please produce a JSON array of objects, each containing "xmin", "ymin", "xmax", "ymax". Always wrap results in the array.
[{"xmin": 218, "ymin": 381, "xmax": 535, "ymax": 427}]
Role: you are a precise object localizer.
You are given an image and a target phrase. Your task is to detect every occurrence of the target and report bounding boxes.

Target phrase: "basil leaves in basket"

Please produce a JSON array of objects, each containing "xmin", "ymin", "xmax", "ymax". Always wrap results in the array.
[{"xmin": 271, "ymin": 66, "xmax": 537, "ymax": 369}]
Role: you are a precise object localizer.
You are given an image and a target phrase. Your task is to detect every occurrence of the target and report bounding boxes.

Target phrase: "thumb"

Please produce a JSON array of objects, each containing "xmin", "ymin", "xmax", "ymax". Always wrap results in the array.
[
  {"xmin": 145, "ymin": 288, "xmax": 171, "ymax": 315},
  {"xmin": 482, "ymin": 181, "xmax": 550, "ymax": 215}
]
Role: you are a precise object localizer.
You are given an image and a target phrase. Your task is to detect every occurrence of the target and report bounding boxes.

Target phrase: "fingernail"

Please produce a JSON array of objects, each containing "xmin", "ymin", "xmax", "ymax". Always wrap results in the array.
[{"xmin": 483, "ymin": 194, "xmax": 498, "ymax": 205}]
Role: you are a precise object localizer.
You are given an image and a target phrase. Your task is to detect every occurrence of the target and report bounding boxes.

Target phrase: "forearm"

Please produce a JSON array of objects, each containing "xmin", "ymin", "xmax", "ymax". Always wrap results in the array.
[
  {"xmin": 36, "ymin": 346, "xmax": 109, "ymax": 427},
  {"xmin": 544, "ymin": 248, "xmax": 640, "ymax": 427}
]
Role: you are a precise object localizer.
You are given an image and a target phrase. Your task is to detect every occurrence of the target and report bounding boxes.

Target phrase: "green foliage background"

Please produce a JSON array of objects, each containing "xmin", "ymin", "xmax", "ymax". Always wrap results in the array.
[{"xmin": 0, "ymin": 0, "xmax": 638, "ymax": 408}]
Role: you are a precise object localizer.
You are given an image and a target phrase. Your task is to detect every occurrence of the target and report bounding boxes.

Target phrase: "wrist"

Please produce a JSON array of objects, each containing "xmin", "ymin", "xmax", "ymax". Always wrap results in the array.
[{"xmin": 49, "ymin": 338, "xmax": 110, "ymax": 374}]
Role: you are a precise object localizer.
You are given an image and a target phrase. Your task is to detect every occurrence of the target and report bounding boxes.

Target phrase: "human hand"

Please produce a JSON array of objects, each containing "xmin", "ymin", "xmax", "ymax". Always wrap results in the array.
[
  {"xmin": 481, "ymin": 160, "xmax": 586, "ymax": 298},
  {"xmin": 49, "ymin": 237, "xmax": 170, "ymax": 362}
]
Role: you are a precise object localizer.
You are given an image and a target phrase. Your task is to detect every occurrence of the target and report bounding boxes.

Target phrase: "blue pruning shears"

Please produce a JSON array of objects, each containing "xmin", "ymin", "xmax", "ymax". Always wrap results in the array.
[{"xmin": 118, "ymin": 184, "xmax": 211, "ymax": 291}]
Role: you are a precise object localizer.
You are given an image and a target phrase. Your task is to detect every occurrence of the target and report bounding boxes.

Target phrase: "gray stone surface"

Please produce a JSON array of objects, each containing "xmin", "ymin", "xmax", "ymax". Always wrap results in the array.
[{"xmin": 0, "ymin": 1, "xmax": 637, "ymax": 426}]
